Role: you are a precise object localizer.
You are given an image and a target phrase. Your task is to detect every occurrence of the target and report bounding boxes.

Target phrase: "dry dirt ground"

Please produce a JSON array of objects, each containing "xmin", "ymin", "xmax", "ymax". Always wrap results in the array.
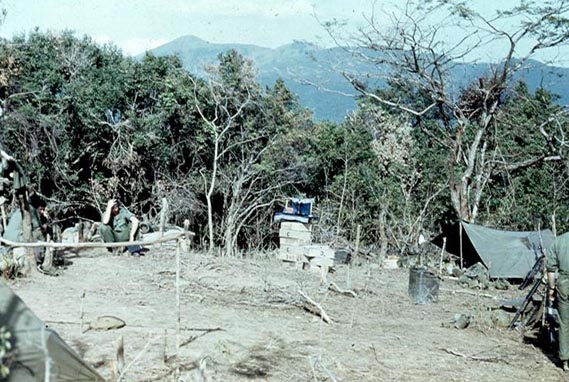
[{"xmin": 5, "ymin": 242, "xmax": 568, "ymax": 382}]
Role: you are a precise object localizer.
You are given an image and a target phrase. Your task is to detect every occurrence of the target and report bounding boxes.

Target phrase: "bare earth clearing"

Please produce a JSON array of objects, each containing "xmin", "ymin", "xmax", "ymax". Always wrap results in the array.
[{"xmin": 6, "ymin": 244, "xmax": 567, "ymax": 382}]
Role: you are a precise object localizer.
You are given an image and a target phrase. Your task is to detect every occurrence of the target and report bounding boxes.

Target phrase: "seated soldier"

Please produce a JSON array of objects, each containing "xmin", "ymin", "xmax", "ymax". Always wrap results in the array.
[
  {"xmin": 99, "ymin": 199, "xmax": 144, "ymax": 256},
  {"xmin": 3, "ymin": 194, "xmax": 52, "ymax": 270}
]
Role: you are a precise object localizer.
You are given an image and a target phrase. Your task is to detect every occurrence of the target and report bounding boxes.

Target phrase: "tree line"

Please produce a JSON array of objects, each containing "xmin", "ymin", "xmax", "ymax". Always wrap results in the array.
[{"xmin": 1, "ymin": 0, "xmax": 569, "ymax": 257}]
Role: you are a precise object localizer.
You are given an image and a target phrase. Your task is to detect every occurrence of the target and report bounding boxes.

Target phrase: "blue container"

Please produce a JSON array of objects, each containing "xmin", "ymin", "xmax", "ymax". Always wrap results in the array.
[{"xmin": 290, "ymin": 198, "xmax": 313, "ymax": 217}]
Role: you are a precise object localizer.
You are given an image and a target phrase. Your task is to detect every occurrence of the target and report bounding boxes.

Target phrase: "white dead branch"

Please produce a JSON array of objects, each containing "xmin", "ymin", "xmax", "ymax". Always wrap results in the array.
[{"xmin": 298, "ymin": 290, "xmax": 333, "ymax": 325}]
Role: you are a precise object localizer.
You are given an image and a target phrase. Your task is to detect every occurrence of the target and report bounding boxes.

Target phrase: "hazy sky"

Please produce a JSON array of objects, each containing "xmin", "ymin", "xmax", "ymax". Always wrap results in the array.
[
  {"xmin": 0, "ymin": 0, "xmax": 565, "ymax": 64},
  {"xmin": 0, "ymin": 0, "xmax": 384, "ymax": 55}
]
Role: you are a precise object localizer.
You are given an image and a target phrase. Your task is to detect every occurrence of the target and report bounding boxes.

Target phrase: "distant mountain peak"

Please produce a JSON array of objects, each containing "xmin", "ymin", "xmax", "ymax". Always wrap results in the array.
[
  {"xmin": 148, "ymin": 36, "xmax": 569, "ymax": 122},
  {"xmin": 168, "ymin": 35, "xmax": 211, "ymax": 47},
  {"xmin": 277, "ymin": 40, "xmax": 320, "ymax": 51}
]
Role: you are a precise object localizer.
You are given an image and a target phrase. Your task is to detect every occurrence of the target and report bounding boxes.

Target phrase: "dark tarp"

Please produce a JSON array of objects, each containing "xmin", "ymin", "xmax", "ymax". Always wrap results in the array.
[
  {"xmin": 433, "ymin": 222, "xmax": 554, "ymax": 279},
  {"xmin": 0, "ymin": 280, "xmax": 104, "ymax": 382}
]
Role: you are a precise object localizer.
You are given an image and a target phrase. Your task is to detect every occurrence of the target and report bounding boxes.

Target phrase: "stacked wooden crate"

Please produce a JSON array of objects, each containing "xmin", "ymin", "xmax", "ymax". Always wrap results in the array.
[
  {"xmin": 302, "ymin": 245, "xmax": 335, "ymax": 271},
  {"xmin": 277, "ymin": 221, "xmax": 312, "ymax": 263},
  {"xmin": 277, "ymin": 221, "xmax": 336, "ymax": 273}
]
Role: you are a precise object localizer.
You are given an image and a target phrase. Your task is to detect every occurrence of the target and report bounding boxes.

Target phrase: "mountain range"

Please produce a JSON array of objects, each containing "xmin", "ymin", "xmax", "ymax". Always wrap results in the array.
[{"xmin": 147, "ymin": 35, "xmax": 569, "ymax": 122}]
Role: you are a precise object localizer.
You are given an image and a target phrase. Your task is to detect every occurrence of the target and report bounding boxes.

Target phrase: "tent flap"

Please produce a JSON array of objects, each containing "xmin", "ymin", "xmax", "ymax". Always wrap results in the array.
[
  {"xmin": 461, "ymin": 223, "xmax": 554, "ymax": 278},
  {"xmin": 0, "ymin": 280, "xmax": 104, "ymax": 382}
]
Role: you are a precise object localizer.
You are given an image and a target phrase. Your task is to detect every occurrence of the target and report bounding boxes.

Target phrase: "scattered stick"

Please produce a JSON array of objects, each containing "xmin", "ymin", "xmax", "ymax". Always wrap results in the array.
[
  {"xmin": 439, "ymin": 288, "xmax": 497, "ymax": 299},
  {"xmin": 308, "ymin": 356, "xmax": 318, "ymax": 382},
  {"xmin": 298, "ymin": 290, "xmax": 333, "ymax": 324},
  {"xmin": 45, "ymin": 319, "xmax": 222, "ymax": 333},
  {"xmin": 117, "ymin": 334, "xmax": 155, "ymax": 382},
  {"xmin": 183, "ymin": 327, "xmax": 224, "ymax": 332},
  {"xmin": 309, "ymin": 356, "xmax": 338, "ymax": 382},
  {"xmin": 142, "ymin": 360, "xmax": 201, "ymax": 382},
  {"xmin": 328, "ymin": 282, "xmax": 357, "ymax": 298},
  {"xmin": 440, "ymin": 348, "xmax": 506, "ymax": 363},
  {"xmin": 79, "ymin": 289, "xmax": 86, "ymax": 334},
  {"xmin": 319, "ymin": 361, "xmax": 338, "ymax": 382},
  {"xmin": 180, "ymin": 327, "xmax": 224, "ymax": 348},
  {"xmin": 370, "ymin": 344, "xmax": 382, "ymax": 365},
  {"xmin": 163, "ymin": 329, "xmax": 168, "ymax": 364},
  {"xmin": 116, "ymin": 335, "xmax": 125, "ymax": 372}
]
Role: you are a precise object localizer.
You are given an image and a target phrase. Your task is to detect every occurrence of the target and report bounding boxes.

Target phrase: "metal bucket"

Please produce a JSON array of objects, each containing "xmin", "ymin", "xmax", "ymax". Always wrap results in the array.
[{"xmin": 408, "ymin": 267, "xmax": 439, "ymax": 304}]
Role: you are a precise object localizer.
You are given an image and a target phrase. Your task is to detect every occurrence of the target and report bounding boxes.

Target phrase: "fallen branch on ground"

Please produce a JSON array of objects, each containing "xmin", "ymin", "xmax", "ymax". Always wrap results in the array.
[
  {"xmin": 309, "ymin": 355, "xmax": 338, "ymax": 382},
  {"xmin": 328, "ymin": 282, "xmax": 357, "ymax": 298},
  {"xmin": 117, "ymin": 334, "xmax": 157, "ymax": 382},
  {"xmin": 44, "ymin": 320, "xmax": 222, "ymax": 333},
  {"xmin": 180, "ymin": 327, "xmax": 225, "ymax": 348},
  {"xmin": 298, "ymin": 290, "xmax": 333, "ymax": 324},
  {"xmin": 440, "ymin": 348, "xmax": 507, "ymax": 363},
  {"xmin": 142, "ymin": 360, "xmax": 200, "ymax": 382},
  {"xmin": 439, "ymin": 288, "xmax": 497, "ymax": 299}
]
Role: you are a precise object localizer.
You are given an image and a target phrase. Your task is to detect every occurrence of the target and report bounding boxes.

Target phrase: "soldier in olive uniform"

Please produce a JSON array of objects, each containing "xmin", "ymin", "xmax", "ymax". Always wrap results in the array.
[
  {"xmin": 547, "ymin": 232, "xmax": 569, "ymax": 371},
  {"xmin": 99, "ymin": 199, "xmax": 141, "ymax": 255},
  {"xmin": 2, "ymin": 195, "xmax": 52, "ymax": 269}
]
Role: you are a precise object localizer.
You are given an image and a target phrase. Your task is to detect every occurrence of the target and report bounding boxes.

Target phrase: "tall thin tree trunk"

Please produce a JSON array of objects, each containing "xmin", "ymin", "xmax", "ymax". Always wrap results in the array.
[
  {"xmin": 378, "ymin": 206, "xmax": 387, "ymax": 261},
  {"xmin": 206, "ymin": 136, "xmax": 220, "ymax": 252},
  {"xmin": 223, "ymin": 221, "xmax": 235, "ymax": 257},
  {"xmin": 336, "ymin": 156, "xmax": 348, "ymax": 237}
]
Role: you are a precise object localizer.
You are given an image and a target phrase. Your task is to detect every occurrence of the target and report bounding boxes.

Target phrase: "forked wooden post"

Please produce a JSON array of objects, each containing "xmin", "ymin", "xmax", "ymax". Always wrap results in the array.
[
  {"xmin": 175, "ymin": 238, "xmax": 181, "ymax": 355},
  {"xmin": 159, "ymin": 198, "xmax": 169, "ymax": 248},
  {"xmin": 183, "ymin": 219, "xmax": 190, "ymax": 253},
  {"xmin": 41, "ymin": 325, "xmax": 50, "ymax": 382},
  {"xmin": 459, "ymin": 222, "xmax": 464, "ymax": 269},
  {"xmin": 439, "ymin": 237, "xmax": 447, "ymax": 275},
  {"xmin": 42, "ymin": 236, "xmax": 54, "ymax": 270},
  {"xmin": 354, "ymin": 224, "xmax": 361, "ymax": 265},
  {"xmin": 0, "ymin": 204, "xmax": 6, "ymax": 233},
  {"xmin": 347, "ymin": 225, "xmax": 362, "ymax": 290},
  {"xmin": 162, "ymin": 329, "xmax": 168, "ymax": 364}
]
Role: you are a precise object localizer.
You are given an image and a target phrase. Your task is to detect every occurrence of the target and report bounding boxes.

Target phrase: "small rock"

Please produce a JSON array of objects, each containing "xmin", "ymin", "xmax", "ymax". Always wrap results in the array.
[
  {"xmin": 492, "ymin": 310, "xmax": 511, "ymax": 328},
  {"xmin": 493, "ymin": 279, "xmax": 510, "ymax": 290},
  {"xmin": 450, "ymin": 265, "xmax": 463, "ymax": 278},
  {"xmin": 453, "ymin": 313, "xmax": 472, "ymax": 329}
]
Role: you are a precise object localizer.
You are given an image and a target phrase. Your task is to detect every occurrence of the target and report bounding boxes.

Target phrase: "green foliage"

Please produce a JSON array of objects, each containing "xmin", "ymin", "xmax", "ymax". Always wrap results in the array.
[
  {"xmin": 1, "ymin": 29, "xmax": 568, "ymax": 256},
  {"xmin": 478, "ymin": 83, "xmax": 569, "ymax": 232},
  {"xmin": 0, "ymin": 32, "xmax": 315, "ymax": 251},
  {"xmin": 0, "ymin": 326, "xmax": 12, "ymax": 378}
]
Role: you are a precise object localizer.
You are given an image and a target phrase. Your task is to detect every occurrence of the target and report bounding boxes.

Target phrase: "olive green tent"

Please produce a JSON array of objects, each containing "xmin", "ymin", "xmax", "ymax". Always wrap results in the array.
[
  {"xmin": 433, "ymin": 222, "xmax": 554, "ymax": 279},
  {"xmin": 0, "ymin": 280, "xmax": 104, "ymax": 382}
]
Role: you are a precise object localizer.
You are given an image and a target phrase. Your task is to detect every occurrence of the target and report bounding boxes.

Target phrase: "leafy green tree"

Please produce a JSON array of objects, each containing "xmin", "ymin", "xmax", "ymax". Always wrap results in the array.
[
  {"xmin": 480, "ymin": 83, "xmax": 569, "ymax": 232},
  {"xmin": 189, "ymin": 50, "xmax": 312, "ymax": 254},
  {"xmin": 0, "ymin": 31, "xmax": 323, "ymax": 255},
  {"xmin": 302, "ymin": 101, "xmax": 447, "ymax": 254},
  {"xmin": 323, "ymin": 0, "xmax": 569, "ymax": 225}
]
